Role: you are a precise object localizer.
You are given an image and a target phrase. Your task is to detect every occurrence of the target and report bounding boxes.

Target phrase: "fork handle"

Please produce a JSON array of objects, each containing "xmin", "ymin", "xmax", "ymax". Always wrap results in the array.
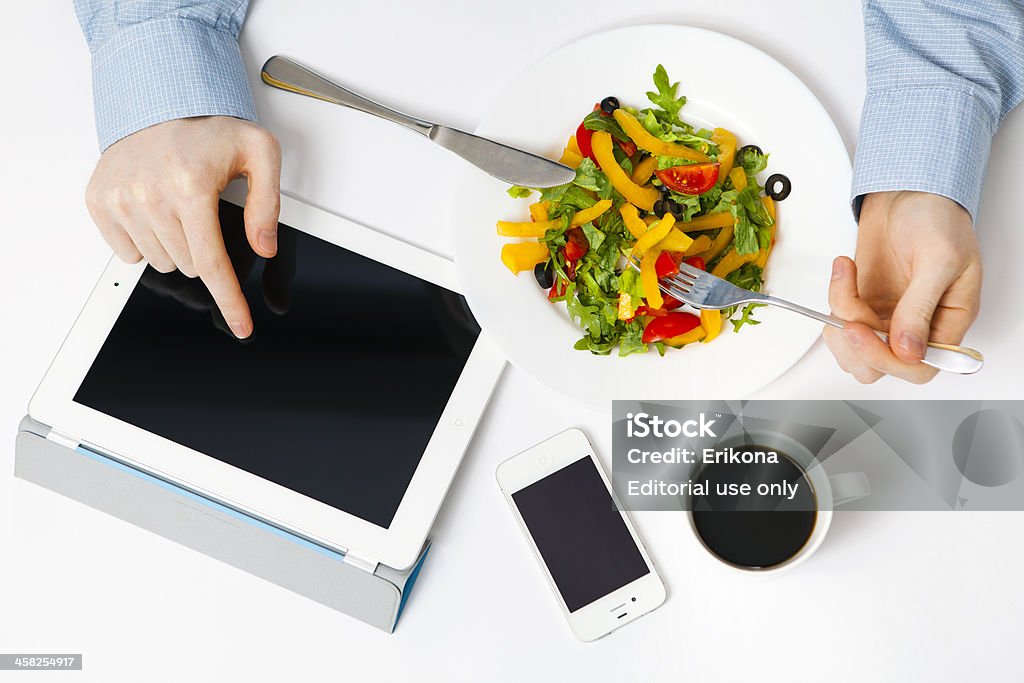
[{"xmin": 757, "ymin": 294, "xmax": 984, "ymax": 375}]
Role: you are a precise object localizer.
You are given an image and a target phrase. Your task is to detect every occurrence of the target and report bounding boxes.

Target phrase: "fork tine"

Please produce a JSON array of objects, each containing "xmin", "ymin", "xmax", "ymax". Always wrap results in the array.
[{"xmin": 677, "ymin": 262, "xmax": 705, "ymax": 279}]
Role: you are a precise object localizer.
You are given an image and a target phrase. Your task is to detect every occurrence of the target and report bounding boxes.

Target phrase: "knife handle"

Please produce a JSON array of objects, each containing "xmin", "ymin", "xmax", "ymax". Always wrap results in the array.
[{"xmin": 260, "ymin": 56, "xmax": 434, "ymax": 137}]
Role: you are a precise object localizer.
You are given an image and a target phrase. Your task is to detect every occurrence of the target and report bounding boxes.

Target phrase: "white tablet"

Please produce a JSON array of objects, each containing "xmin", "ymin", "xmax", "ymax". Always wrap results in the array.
[{"xmin": 29, "ymin": 189, "xmax": 505, "ymax": 570}]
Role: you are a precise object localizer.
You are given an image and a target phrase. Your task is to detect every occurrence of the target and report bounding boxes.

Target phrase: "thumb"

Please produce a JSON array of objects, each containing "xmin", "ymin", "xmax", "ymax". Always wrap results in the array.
[
  {"xmin": 241, "ymin": 130, "xmax": 282, "ymax": 258},
  {"xmin": 888, "ymin": 268, "xmax": 957, "ymax": 363}
]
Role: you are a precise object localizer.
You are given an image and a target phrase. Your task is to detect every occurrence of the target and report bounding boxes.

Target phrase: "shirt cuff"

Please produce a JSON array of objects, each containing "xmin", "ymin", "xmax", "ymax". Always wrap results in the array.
[
  {"xmin": 90, "ymin": 15, "xmax": 257, "ymax": 151},
  {"xmin": 851, "ymin": 87, "xmax": 996, "ymax": 223}
]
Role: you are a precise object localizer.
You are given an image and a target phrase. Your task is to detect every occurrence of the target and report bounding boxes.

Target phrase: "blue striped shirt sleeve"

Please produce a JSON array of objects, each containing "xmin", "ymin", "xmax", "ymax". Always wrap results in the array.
[
  {"xmin": 852, "ymin": 0, "xmax": 1024, "ymax": 222},
  {"xmin": 74, "ymin": 0, "xmax": 257, "ymax": 151}
]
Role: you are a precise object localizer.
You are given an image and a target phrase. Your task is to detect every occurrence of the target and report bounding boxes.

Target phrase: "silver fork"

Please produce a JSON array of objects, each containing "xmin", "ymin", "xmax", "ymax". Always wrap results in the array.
[{"xmin": 628, "ymin": 258, "xmax": 984, "ymax": 374}]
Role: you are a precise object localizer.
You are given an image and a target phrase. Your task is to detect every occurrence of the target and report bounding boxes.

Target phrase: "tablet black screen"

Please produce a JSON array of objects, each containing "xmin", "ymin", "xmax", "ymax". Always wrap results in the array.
[{"xmin": 74, "ymin": 201, "xmax": 479, "ymax": 529}]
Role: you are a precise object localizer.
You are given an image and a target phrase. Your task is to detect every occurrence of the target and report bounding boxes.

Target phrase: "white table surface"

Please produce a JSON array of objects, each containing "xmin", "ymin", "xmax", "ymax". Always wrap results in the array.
[{"xmin": 2, "ymin": 2, "xmax": 1022, "ymax": 681}]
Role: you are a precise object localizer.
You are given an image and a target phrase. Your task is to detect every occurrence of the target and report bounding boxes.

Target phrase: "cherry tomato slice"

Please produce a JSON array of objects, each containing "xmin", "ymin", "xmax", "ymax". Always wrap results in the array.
[
  {"xmin": 684, "ymin": 256, "xmax": 706, "ymax": 271},
  {"xmin": 661, "ymin": 294, "xmax": 684, "ymax": 310},
  {"xmin": 576, "ymin": 121, "xmax": 596, "ymax": 164},
  {"xmin": 564, "ymin": 228, "xmax": 589, "ymax": 262},
  {"xmin": 616, "ymin": 138, "xmax": 638, "ymax": 157},
  {"xmin": 655, "ymin": 162, "xmax": 720, "ymax": 195},
  {"xmin": 638, "ymin": 295, "xmax": 684, "ymax": 318},
  {"xmin": 655, "ymin": 251, "xmax": 681, "ymax": 278},
  {"xmin": 548, "ymin": 279, "xmax": 567, "ymax": 301},
  {"xmin": 641, "ymin": 312, "xmax": 701, "ymax": 343}
]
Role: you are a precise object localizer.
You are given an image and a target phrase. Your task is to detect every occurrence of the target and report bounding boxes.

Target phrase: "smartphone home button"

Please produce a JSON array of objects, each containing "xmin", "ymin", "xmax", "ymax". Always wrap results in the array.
[{"xmin": 538, "ymin": 456, "xmax": 549, "ymax": 466}]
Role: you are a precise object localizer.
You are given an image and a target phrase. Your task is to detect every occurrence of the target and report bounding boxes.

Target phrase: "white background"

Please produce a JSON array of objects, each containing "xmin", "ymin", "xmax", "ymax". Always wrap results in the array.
[{"xmin": 2, "ymin": 1, "xmax": 1023, "ymax": 681}]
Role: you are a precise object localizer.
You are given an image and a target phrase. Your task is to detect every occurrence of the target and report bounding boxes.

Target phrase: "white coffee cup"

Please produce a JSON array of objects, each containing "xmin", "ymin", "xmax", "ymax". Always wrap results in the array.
[{"xmin": 685, "ymin": 428, "xmax": 870, "ymax": 575}]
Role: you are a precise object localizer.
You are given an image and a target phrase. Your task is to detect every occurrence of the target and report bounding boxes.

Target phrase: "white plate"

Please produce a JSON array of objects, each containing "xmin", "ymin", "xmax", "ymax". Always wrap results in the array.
[{"xmin": 452, "ymin": 25, "xmax": 855, "ymax": 412}]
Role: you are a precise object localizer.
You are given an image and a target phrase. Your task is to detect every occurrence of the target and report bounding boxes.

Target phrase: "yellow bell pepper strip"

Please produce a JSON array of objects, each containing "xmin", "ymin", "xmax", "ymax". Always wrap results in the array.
[
  {"xmin": 571, "ymin": 199, "xmax": 613, "ymax": 226},
  {"xmin": 699, "ymin": 224, "xmax": 734, "ymax": 263},
  {"xmin": 700, "ymin": 309, "xmax": 723, "ymax": 343},
  {"xmin": 497, "ymin": 219, "xmax": 559, "ymax": 237},
  {"xmin": 611, "ymin": 109, "xmax": 710, "ymax": 162},
  {"xmin": 712, "ymin": 128, "xmax": 736, "ymax": 179},
  {"xmin": 633, "ymin": 214, "xmax": 676, "ymax": 257},
  {"xmin": 664, "ymin": 326, "xmax": 707, "ymax": 348},
  {"xmin": 567, "ymin": 135, "xmax": 582, "ymax": 156},
  {"xmin": 617, "ymin": 292, "xmax": 636, "ymax": 321},
  {"xmin": 592, "ymin": 131, "xmax": 661, "ymax": 211},
  {"xmin": 678, "ymin": 211, "xmax": 734, "ymax": 231},
  {"xmin": 711, "ymin": 248, "xmax": 758, "ymax": 279},
  {"xmin": 656, "ymin": 227, "xmax": 694, "ymax": 253},
  {"xmin": 619, "ymin": 203, "xmax": 648, "ymax": 239},
  {"xmin": 683, "ymin": 234, "xmax": 712, "ymax": 256},
  {"xmin": 529, "ymin": 200, "xmax": 550, "ymax": 222},
  {"xmin": 497, "ymin": 199, "xmax": 611, "ymax": 238},
  {"xmin": 500, "ymin": 242, "xmax": 549, "ymax": 274},
  {"xmin": 640, "ymin": 247, "xmax": 664, "ymax": 310},
  {"xmin": 630, "ymin": 155, "xmax": 658, "ymax": 185},
  {"xmin": 729, "ymin": 166, "xmax": 747, "ymax": 191},
  {"xmin": 559, "ymin": 147, "xmax": 584, "ymax": 168},
  {"xmin": 754, "ymin": 196, "xmax": 776, "ymax": 269}
]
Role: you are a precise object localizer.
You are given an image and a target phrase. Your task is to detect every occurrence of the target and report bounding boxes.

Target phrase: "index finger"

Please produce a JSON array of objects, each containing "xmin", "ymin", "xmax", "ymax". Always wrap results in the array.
[{"xmin": 180, "ymin": 196, "xmax": 253, "ymax": 338}]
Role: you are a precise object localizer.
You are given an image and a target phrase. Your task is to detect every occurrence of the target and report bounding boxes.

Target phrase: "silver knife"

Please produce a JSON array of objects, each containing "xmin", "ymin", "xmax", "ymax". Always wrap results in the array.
[{"xmin": 260, "ymin": 56, "xmax": 576, "ymax": 188}]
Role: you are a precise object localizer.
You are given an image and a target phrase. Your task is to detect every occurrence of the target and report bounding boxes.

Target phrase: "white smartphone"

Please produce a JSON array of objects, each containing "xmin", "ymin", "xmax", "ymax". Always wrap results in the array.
[{"xmin": 496, "ymin": 428, "xmax": 666, "ymax": 641}]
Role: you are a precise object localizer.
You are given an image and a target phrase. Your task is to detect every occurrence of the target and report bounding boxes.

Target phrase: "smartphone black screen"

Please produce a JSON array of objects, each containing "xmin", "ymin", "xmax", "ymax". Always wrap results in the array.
[
  {"xmin": 512, "ymin": 456, "xmax": 650, "ymax": 612},
  {"xmin": 74, "ymin": 201, "xmax": 479, "ymax": 529}
]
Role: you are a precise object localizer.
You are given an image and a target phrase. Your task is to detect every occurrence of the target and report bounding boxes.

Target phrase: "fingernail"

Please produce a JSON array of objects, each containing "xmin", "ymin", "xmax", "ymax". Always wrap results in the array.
[
  {"xmin": 899, "ymin": 331, "xmax": 925, "ymax": 359},
  {"xmin": 844, "ymin": 327, "xmax": 861, "ymax": 348},
  {"xmin": 258, "ymin": 230, "xmax": 277, "ymax": 254},
  {"xmin": 229, "ymin": 320, "xmax": 252, "ymax": 339},
  {"xmin": 831, "ymin": 259, "xmax": 846, "ymax": 281}
]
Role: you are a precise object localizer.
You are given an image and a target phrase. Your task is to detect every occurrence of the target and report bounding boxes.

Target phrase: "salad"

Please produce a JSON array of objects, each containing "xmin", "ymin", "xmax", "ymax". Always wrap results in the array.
[{"xmin": 497, "ymin": 65, "xmax": 791, "ymax": 356}]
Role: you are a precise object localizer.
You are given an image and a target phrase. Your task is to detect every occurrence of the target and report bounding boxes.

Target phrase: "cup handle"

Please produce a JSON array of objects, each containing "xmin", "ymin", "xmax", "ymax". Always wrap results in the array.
[{"xmin": 828, "ymin": 472, "xmax": 871, "ymax": 507}]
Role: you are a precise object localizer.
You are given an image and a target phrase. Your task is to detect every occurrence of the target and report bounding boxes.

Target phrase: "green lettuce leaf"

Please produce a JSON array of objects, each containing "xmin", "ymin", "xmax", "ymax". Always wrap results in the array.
[{"xmin": 506, "ymin": 186, "xmax": 533, "ymax": 198}]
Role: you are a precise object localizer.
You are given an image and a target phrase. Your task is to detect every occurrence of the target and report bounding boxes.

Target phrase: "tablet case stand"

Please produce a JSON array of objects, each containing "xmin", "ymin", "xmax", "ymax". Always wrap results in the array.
[{"xmin": 14, "ymin": 415, "xmax": 427, "ymax": 633}]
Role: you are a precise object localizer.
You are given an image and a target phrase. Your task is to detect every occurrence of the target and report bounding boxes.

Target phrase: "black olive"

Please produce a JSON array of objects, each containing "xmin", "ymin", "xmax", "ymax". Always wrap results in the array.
[
  {"xmin": 653, "ymin": 198, "xmax": 666, "ymax": 216},
  {"xmin": 765, "ymin": 173, "xmax": 792, "ymax": 201},
  {"xmin": 666, "ymin": 199, "xmax": 682, "ymax": 216},
  {"xmin": 534, "ymin": 261, "xmax": 554, "ymax": 289},
  {"xmin": 600, "ymin": 96, "xmax": 620, "ymax": 114},
  {"xmin": 658, "ymin": 183, "xmax": 672, "ymax": 197}
]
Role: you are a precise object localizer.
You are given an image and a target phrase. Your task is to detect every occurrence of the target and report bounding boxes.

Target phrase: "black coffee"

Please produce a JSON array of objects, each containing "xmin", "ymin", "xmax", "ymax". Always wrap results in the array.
[{"xmin": 690, "ymin": 447, "xmax": 816, "ymax": 569}]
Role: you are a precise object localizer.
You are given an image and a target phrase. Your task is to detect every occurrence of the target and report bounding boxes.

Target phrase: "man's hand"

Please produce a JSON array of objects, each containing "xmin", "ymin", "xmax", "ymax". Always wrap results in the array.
[
  {"xmin": 823, "ymin": 191, "xmax": 982, "ymax": 384},
  {"xmin": 85, "ymin": 116, "xmax": 281, "ymax": 339}
]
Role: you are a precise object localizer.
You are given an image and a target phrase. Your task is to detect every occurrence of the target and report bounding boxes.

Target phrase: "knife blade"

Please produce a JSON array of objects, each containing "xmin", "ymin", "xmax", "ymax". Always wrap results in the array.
[{"xmin": 261, "ymin": 56, "xmax": 576, "ymax": 188}]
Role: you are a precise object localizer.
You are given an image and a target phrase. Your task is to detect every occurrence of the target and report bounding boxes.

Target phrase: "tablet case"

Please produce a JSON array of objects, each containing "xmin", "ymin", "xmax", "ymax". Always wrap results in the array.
[{"xmin": 14, "ymin": 415, "xmax": 427, "ymax": 633}]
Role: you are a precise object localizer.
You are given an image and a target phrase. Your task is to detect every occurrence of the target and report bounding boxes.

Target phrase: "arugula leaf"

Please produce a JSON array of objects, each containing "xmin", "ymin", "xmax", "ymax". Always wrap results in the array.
[
  {"xmin": 726, "ymin": 262, "xmax": 764, "ymax": 292},
  {"xmin": 618, "ymin": 320, "xmax": 648, "ymax": 357},
  {"xmin": 582, "ymin": 110, "xmax": 629, "ymax": 141},
  {"xmin": 646, "ymin": 64, "xmax": 687, "ymax": 126},
  {"xmin": 567, "ymin": 297, "xmax": 603, "ymax": 338},
  {"xmin": 575, "ymin": 335, "xmax": 619, "ymax": 355},
  {"xmin": 731, "ymin": 303, "xmax": 765, "ymax": 333}
]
